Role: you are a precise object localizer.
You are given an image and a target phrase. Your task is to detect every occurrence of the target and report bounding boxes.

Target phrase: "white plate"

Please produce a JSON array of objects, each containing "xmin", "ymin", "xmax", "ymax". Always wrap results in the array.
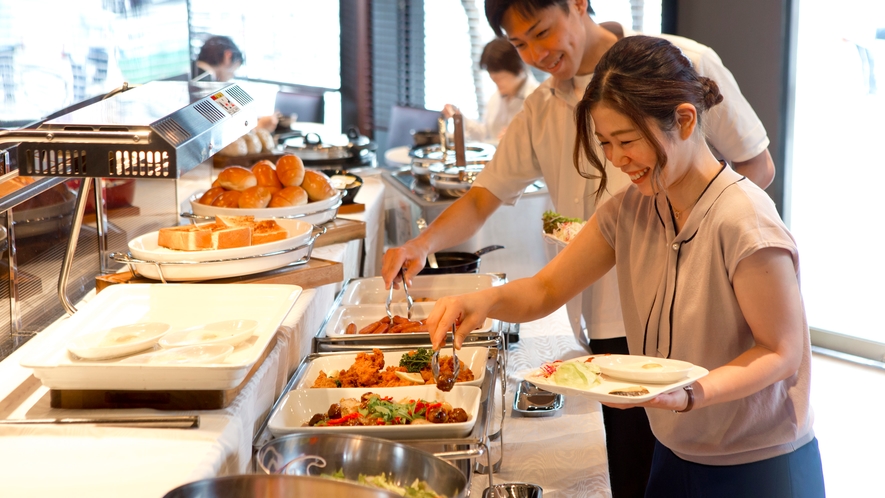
[
  {"xmin": 159, "ymin": 319, "xmax": 258, "ymax": 348},
  {"xmin": 524, "ymin": 355, "xmax": 709, "ymax": 404},
  {"xmin": 66, "ymin": 322, "xmax": 171, "ymax": 360},
  {"xmin": 120, "ymin": 344, "xmax": 234, "ymax": 365},
  {"xmin": 267, "ymin": 385, "xmax": 481, "ymax": 439},
  {"xmin": 338, "ymin": 274, "xmax": 504, "ymax": 305},
  {"xmin": 323, "ymin": 302, "xmax": 494, "ymax": 338},
  {"xmin": 384, "ymin": 145, "xmax": 412, "ymax": 168},
  {"xmin": 126, "ymin": 218, "xmax": 314, "ymax": 281},
  {"xmin": 190, "ymin": 190, "xmax": 342, "ymax": 225},
  {"xmin": 591, "ymin": 355, "xmax": 695, "ymax": 384},
  {"xmin": 295, "ymin": 347, "xmax": 488, "ymax": 389},
  {"xmin": 20, "ymin": 284, "xmax": 302, "ymax": 390}
]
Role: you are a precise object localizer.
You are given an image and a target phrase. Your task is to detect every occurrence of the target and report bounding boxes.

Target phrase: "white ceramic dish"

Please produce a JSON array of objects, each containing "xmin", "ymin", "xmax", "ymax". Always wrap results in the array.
[
  {"xmin": 125, "ymin": 218, "xmax": 315, "ymax": 281},
  {"xmin": 337, "ymin": 274, "xmax": 504, "ymax": 306},
  {"xmin": 267, "ymin": 385, "xmax": 482, "ymax": 439},
  {"xmin": 189, "ymin": 190, "xmax": 342, "ymax": 225},
  {"xmin": 591, "ymin": 355, "xmax": 695, "ymax": 384},
  {"xmin": 383, "ymin": 145, "xmax": 412, "ymax": 168},
  {"xmin": 524, "ymin": 355, "xmax": 708, "ymax": 405},
  {"xmin": 66, "ymin": 322, "xmax": 171, "ymax": 360},
  {"xmin": 295, "ymin": 347, "xmax": 489, "ymax": 389},
  {"xmin": 159, "ymin": 319, "xmax": 258, "ymax": 348},
  {"xmin": 323, "ymin": 302, "xmax": 494, "ymax": 338},
  {"xmin": 542, "ymin": 232, "xmax": 568, "ymax": 248},
  {"xmin": 120, "ymin": 344, "xmax": 234, "ymax": 365},
  {"xmin": 20, "ymin": 284, "xmax": 302, "ymax": 390}
]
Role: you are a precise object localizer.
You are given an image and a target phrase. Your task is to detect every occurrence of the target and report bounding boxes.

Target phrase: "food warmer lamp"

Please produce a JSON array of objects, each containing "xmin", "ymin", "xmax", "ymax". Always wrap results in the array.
[{"xmin": 0, "ymin": 80, "xmax": 259, "ymax": 314}]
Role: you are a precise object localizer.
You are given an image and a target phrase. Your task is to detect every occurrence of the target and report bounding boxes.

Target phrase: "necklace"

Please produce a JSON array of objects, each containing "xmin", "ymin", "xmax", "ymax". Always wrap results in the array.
[
  {"xmin": 671, "ymin": 195, "xmax": 702, "ymax": 220},
  {"xmin": 669, "ymin": 161, "xmax": 726, "ymax": 220}
]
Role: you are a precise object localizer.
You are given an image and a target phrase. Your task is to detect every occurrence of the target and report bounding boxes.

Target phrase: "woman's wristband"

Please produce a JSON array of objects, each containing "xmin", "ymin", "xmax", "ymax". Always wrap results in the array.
[{"xmin": 674, "ymin": 384, "xmax": 694, "ymax": 413}]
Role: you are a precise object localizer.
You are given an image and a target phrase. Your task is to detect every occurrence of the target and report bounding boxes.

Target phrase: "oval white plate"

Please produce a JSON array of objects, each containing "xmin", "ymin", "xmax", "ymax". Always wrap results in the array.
[
  {"xmin": 160, "ymin": 319, "xmax": 258, "ymax": 348},
  {"xmin": 67, "ymin": 322, "xmax": 171, "ymax": 360},
  {"xmin": 120, "ymin": 344, "xmax": 234, "ymax": 365},
  {"xmin": 190, "ymin": 190, "xmax": 342, "ymax": 225},
  {"xmin": 592, "ymin": 355, "xmax": 695, "ymax": 384},
  {"xmin": 128, "ymin": 218, "xmax": 313, "ymax": 263}
]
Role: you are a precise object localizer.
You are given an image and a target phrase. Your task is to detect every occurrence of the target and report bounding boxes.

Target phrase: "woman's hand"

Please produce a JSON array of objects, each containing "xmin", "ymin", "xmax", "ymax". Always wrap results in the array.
[
  {"xmin": 381, "ymin": 242, "xmax": 428, "ymax": 290},
  {"xmin": 425, "ymin": 293, "xmax": 492, "ymax": 350},
  {"xmin": 441, "ymin": 104, "xmax": 459, "ymax": 119}
]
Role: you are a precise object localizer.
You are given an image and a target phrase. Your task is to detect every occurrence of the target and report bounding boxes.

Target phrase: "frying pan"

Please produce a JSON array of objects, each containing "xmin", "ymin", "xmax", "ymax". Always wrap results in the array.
[{"xmin": 418, "ymin": 245, "xmax": 504, "ymax": 275}]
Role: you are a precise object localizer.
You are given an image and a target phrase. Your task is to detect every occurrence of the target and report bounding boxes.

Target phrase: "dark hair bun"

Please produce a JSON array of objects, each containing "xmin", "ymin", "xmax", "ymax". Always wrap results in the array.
[{"xmin": 699, "ymin": 77, "xmax": 724, "ymax": 109}]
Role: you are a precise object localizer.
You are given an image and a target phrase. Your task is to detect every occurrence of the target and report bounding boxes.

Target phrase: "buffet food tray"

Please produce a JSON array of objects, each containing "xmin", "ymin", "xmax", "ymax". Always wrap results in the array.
[
  {"xmin": 315, "ymin": 274, "xmax": 506, "ymax": 352},
  {"xmin": 252, "ymin": 342, "xmax": 505, "ymax": 484},
  {"xmin": 20, "ymin": 284, "xmax": 303, "ymax": 391},
  {"xmin": 111, "ymin": 224, "xmax": 324, "ymax": 283}
]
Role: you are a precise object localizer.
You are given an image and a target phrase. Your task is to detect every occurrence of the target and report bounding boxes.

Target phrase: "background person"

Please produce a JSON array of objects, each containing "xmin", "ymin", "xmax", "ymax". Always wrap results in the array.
[
  {"xmin": 442, "ymin": 37, "xmax": 540, "ymax": 143},
  {"xmin": 426, "ymin": 35, "xmax": 824, "ymax": 498},
  {"xmin": 193, "ymin": 35, "xmax": 278, "ymax": 131},
  {"xmin": 382, "ymin": 1, "xmax": 777, "ymax": 496}
]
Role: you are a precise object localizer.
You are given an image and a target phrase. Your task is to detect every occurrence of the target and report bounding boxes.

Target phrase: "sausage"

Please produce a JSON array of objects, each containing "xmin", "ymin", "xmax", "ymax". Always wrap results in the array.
[
  {"xmin": 345, "ymin": 323, "xmax": 357, "ymax": 335},
  {"xmin": 358, "ymin": 321, "xmax": 378, "ymax": 334}
]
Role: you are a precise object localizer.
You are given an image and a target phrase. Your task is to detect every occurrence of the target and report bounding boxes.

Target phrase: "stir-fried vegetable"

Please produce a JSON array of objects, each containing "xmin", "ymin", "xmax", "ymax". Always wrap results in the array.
[{"xmin": 542, "ymin": 210, "xmax": 584, "ymax": 235}]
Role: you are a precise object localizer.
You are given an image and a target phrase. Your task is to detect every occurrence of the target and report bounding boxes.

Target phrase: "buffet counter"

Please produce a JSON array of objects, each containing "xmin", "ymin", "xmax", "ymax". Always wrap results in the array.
[{"xmin": 0, "ymin": 287, "xmax": 330, "ymax": 497}]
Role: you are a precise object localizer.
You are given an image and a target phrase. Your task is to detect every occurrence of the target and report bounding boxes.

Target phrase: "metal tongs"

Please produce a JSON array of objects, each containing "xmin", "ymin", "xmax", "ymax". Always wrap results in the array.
[
  {"xmin": 431, "ymin": 324, "xmax": 460, "ymax": 391},
  {"xmin": 386, "ymin": 268, "xmax": 414, "ymax": 321}
]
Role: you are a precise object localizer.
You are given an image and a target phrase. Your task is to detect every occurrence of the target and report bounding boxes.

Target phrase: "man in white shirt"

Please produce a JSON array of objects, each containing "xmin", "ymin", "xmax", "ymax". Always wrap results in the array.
[{"xmin": 382, "ymin": 2, "xmax": 775, "ymax": 496}]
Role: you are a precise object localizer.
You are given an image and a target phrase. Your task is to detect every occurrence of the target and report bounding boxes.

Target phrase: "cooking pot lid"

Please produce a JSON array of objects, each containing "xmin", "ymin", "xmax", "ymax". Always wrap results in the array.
[{"xmin": 411, "ymin": 142, "xmax": 496, "ymax": 163}]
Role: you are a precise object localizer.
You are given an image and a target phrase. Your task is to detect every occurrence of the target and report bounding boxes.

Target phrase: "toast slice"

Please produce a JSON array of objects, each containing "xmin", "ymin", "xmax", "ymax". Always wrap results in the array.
[
  {"xmin": 157, "ymin": 222, "xmax": 251, "ymax": 250},
  {"xmin": 210, "ymin": 224, "xmax": 252, "ymax": 249},
  {"xmin": 157, "ymin": 224, "xmax": 214, "ymax": 251},
  {"xmin": 214, "ymin": 215, "xmax": 256, "ymax": 228},
  {"xmin": 251, "ymin": 219, "xmax": 289, "ymax": 245}
]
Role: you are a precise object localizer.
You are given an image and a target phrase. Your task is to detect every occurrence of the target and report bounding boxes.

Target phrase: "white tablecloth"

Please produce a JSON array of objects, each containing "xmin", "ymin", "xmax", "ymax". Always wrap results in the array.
[
  {"xmin": 0, "ymin": 287, "xmax": 330, "ymax": 498},
  {"xmin": 339, "ymin": 172, "xmax": 385, "ymax": 277},
  {"xmin": 470, "ymin": 307, "xmax": 612, "ymax": 498}
]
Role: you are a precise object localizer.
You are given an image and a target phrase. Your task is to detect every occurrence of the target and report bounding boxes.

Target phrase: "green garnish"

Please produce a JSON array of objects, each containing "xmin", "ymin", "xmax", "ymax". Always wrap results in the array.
[
  {"xmin": 399, "ymin": 348, "xmax": 433, "ymax": 373},
  {"xmin": 542, "ymin": 210, "xmax": 583, "ymax": 234}
]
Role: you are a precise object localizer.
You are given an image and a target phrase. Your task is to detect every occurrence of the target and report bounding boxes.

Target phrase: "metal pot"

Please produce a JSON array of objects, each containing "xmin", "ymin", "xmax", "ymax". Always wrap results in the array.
[
  {"xmin": 163, "ymin": 474, "xmax": 399, "ymax": 498},
  {"xmin": 419, "ymin": 245, "xmax": 505, "ymax": 275},
  {"xmin": 282, "ymin": 126, "xmax": 376, "ymax": 166},
  {"xmin": 257, "ymin": 433, "xmax": 468, "ymax": 498},
  {"xmin": 429, "ymin": 162, "xmax": 487, "ymax": 198},
  {"xmin": 410, "ymin": 142, "xmax": 496, "ymax": 163},
  {"xmin": 410, "ymin": 157, "xmax": 444, "ymax": 183}
]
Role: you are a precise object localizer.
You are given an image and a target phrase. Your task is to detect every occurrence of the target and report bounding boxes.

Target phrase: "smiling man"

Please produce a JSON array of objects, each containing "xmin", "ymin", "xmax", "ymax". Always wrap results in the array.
[{"xmin": 381, "ymin": 4, "xmax": 775, "ymax": 495}]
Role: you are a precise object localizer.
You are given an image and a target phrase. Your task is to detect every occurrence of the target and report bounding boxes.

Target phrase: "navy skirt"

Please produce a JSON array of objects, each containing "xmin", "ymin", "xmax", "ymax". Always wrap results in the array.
[{"xmin": 645, "ymin": 437, "xmax": 825, "ymax": 498}]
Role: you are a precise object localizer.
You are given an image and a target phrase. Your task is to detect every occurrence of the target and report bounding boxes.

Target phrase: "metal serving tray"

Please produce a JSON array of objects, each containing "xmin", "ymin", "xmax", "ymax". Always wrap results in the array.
[
  {"xmin": 315, "ymin": 274, "xmax": 507, "ymax": 352},
  {"xmin": 252, "ymin": 342, "xmax": 506, "ymax": 489}
]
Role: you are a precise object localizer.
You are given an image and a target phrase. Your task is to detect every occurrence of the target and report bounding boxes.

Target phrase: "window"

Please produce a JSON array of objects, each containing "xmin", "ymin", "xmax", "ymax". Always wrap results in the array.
[
  {"xmin": 423, "ymin": 1, "xmax": 662, "ymax": 124},
  {"xmin": 789, "ymin": 0, "xmax": 885, "ymax": 354}
]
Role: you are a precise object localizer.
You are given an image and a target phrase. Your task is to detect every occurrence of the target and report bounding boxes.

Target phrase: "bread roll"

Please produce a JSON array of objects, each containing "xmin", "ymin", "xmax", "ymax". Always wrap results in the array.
[
  {"xmin": 275, "ymin": 154, "xmax": 305, "ymax": 187},
  {"xmin": 238, "ymin": 186, "xmax": 274, "ymax": 209},
  {"xmin": 211, "ymin": 178, "xmax": 222, "ymax": 188},
  {"xmin": 301, "ymin": 170, "xmax": 338, "ymax": 201},
  {"xmin": 212, "ymin": 190, "xmax": 242, "ymax": 208},
  {"xmin": 198, "ymin": 186, "xmax": 226, "ymax": 205},
  {"xmin": 219, "ymin": 137, "xmax": 247, "ymax": 157},
  {"xmin": 255, "ymin": 127, "xmax": 276, "ymax": 152},
  {"xmin": 217, "ymin": 166, "xmax": 257, "ymax": 192},
  {"xmin": 244, "ymin": 131, "xmax": 262, "ymax": 154},
  {"xmin": 268, "ymin": 186, "xmax": 309, "ymax": 207},
  {"xmin": 252, "ymin": 160, "xmax": 282, "ymax": 189}
]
